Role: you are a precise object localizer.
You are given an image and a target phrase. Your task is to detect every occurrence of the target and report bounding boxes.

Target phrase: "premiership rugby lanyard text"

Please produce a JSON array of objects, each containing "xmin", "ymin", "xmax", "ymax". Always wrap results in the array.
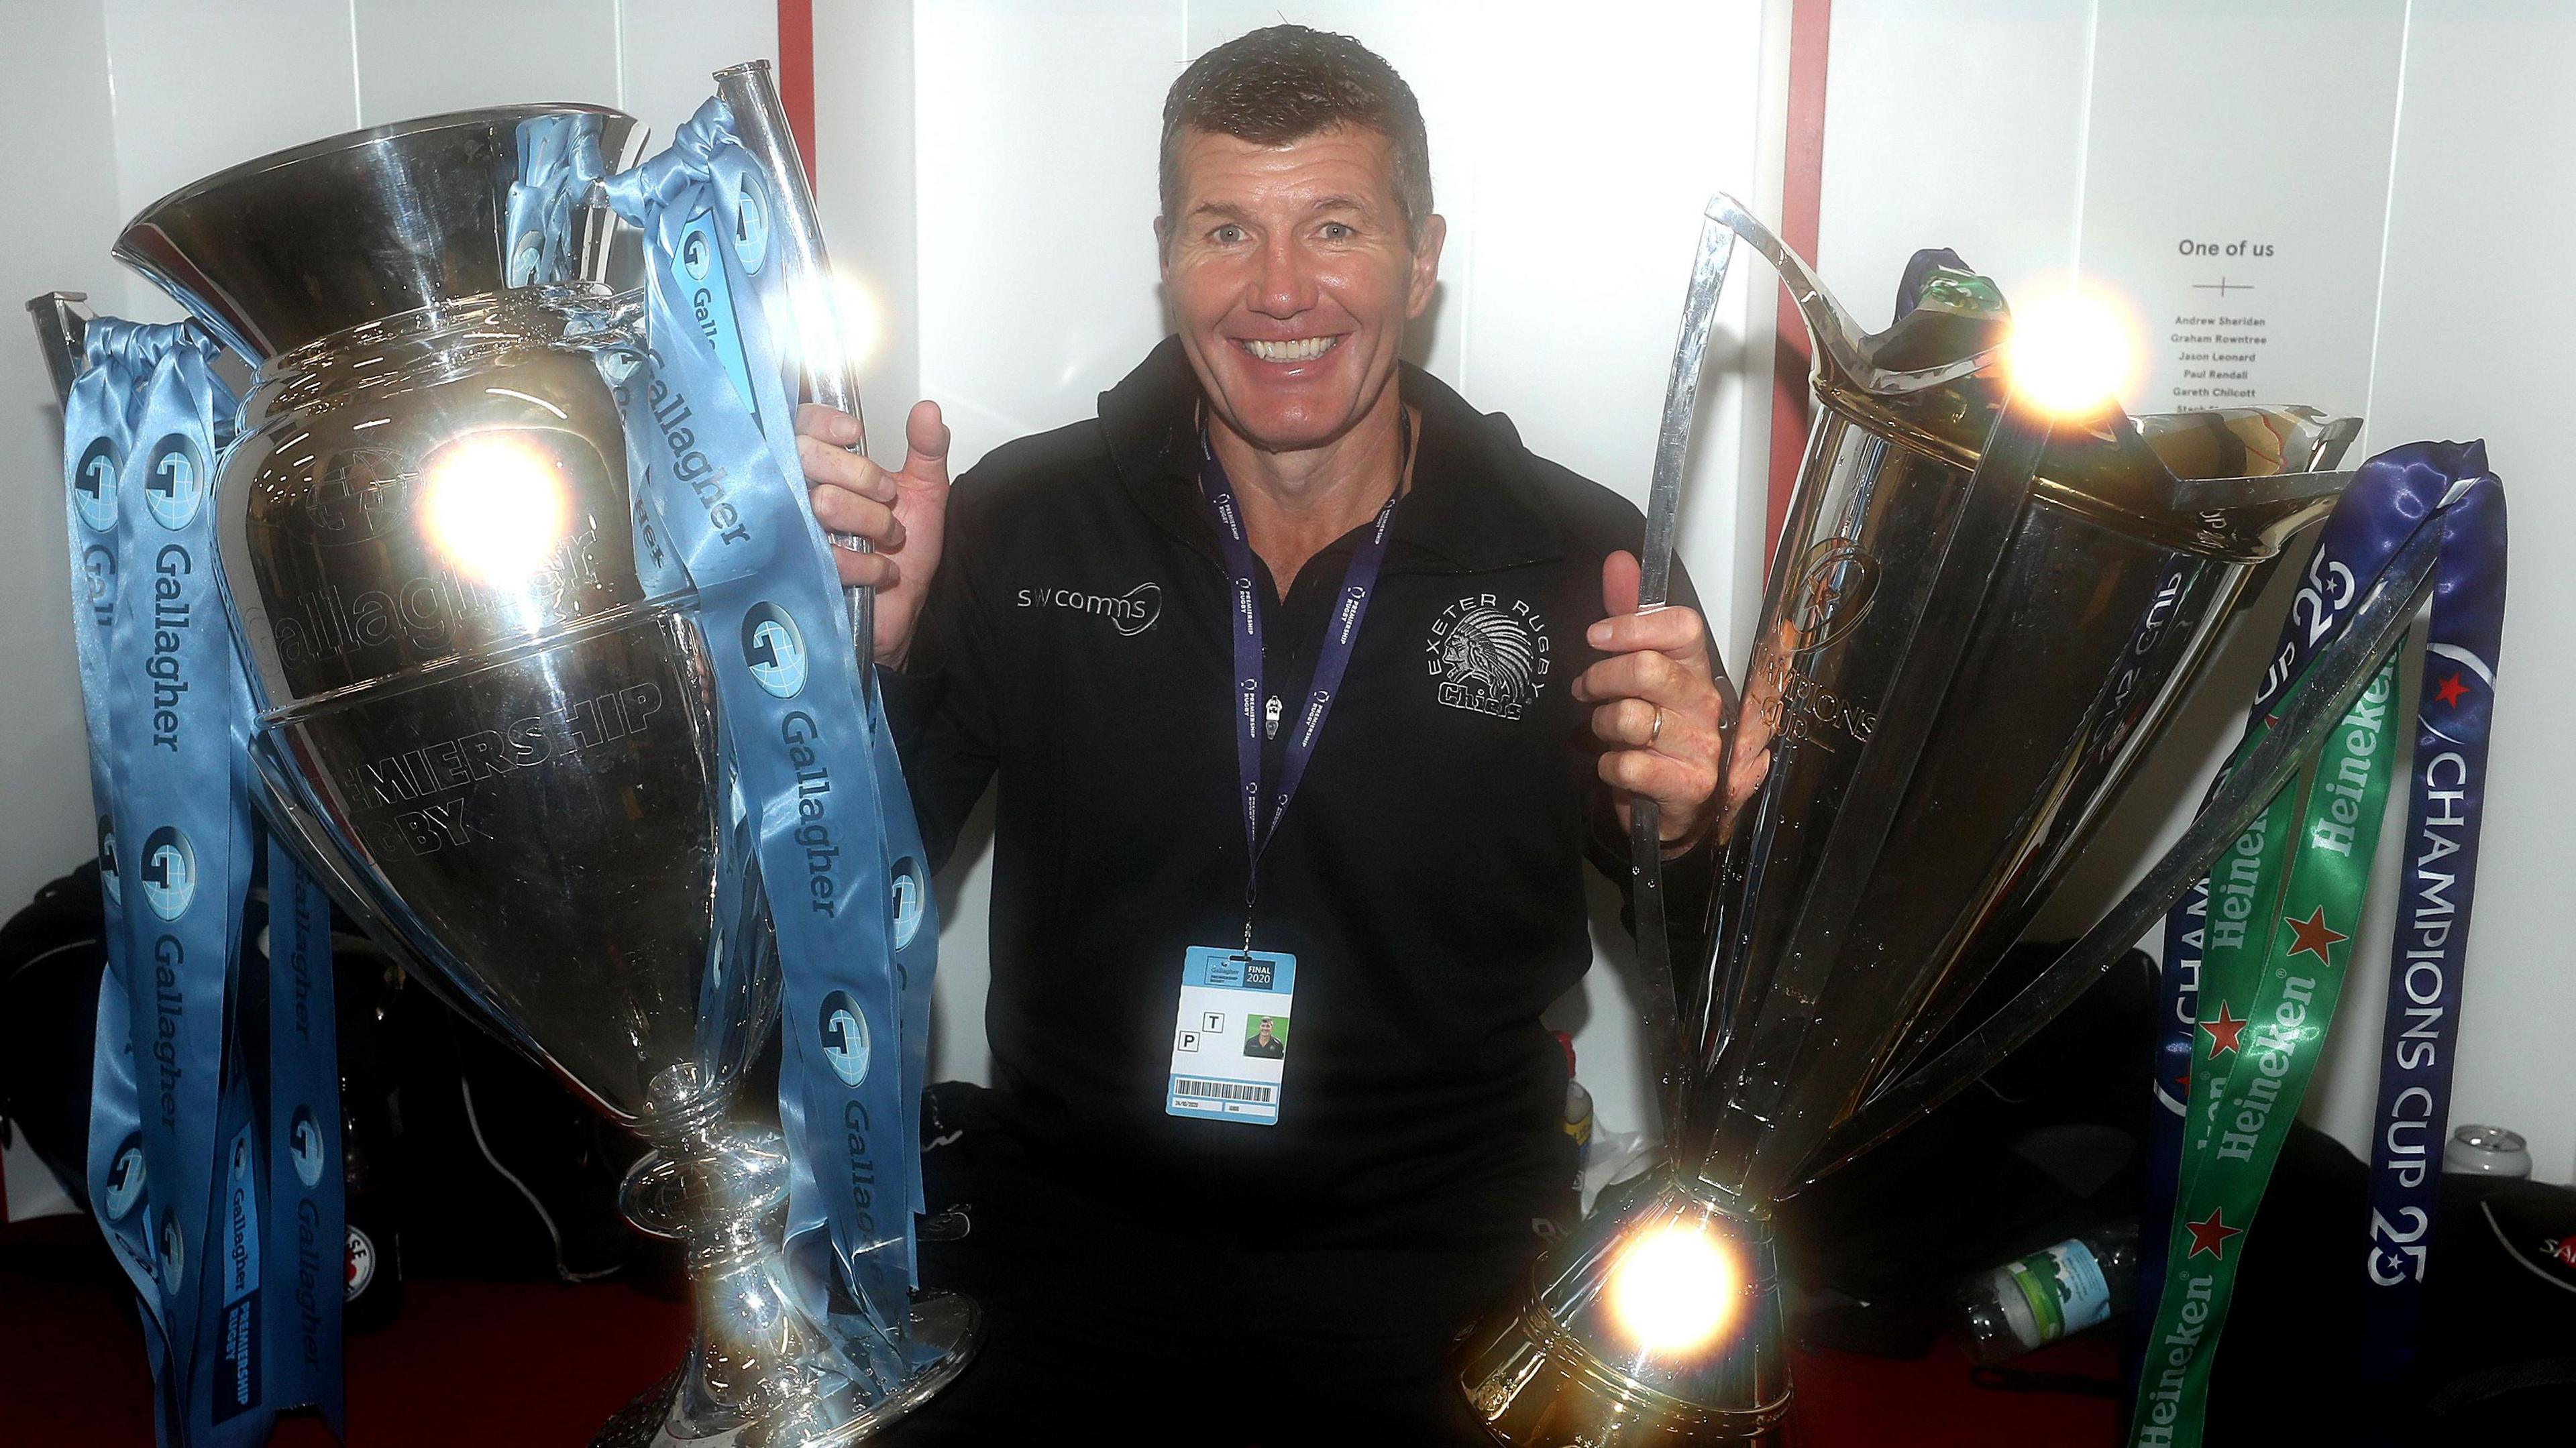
[{"xmin": 1197, "ymin": 412, "xmax": 1408, "ymax": 948}]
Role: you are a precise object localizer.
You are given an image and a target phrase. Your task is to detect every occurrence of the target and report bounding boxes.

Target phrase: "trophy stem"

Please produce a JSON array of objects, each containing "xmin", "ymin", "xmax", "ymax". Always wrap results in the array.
[{"xmin": 602, "ymin": 1109, "xmax": 979, "ymax": 1448}]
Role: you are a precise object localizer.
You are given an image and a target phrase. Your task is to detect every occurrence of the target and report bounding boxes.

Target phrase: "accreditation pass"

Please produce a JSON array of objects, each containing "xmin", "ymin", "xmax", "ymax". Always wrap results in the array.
[{"xmin": 1166, "ymin": 946, "xmax": 1297, "ymax": 1125}]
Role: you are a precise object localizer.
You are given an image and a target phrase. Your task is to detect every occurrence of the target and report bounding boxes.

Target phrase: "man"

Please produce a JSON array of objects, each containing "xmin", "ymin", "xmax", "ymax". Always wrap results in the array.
[
  {"xmin": 800, "ymin": 25, "xmax": 1728, "ymax": 1443},
  {"xmin": 1246, "ymin": 1017, "xmax": 1286, "ymax": 1060}
]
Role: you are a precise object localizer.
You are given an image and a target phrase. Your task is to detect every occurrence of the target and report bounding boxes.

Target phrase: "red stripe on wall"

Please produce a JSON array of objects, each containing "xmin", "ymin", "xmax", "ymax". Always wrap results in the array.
[
  {"xmin": 777, "ymin": 0, "xmax": 817, "ymax": 186},
  {"xmin": 1766, "ymin": 0, "xmax": 1831, "ymax": 553}
]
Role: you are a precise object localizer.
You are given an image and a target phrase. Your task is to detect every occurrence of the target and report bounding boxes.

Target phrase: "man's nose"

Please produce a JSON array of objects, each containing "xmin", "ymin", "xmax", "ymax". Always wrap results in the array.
[{"xmin": 1248, "ymin": 235, "xmax": 1316, "ymax": 319}]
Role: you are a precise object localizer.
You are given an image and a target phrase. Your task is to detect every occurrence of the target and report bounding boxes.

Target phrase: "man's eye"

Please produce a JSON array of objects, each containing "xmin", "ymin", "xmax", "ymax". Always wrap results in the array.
[
  {"xmin": 1320, "ymin": 222, "xmax": 1354, "ymax": 240},
  {"xmin": 1212, "ymin": 224, "xmax": 1246, "ymax": 245}
]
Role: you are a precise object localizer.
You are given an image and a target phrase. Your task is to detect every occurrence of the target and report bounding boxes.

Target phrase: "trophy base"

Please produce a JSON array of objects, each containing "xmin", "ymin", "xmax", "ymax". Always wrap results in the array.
[
  {"xmin": 595, "ymin": 1291, "xmax": 981, "ymax": 1448},
  {"xmin": 601, "ymin": 1115, "xmax": 984, "ymax": 1448},
  {"xmin": 1454, "ymin": 1169, "xmax": 1790, "ymax": 1446}
]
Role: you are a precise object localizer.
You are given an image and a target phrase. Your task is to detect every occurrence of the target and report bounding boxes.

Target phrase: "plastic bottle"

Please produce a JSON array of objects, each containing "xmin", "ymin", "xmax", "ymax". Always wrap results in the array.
[
  {"xmin": 1953, "ymin": 1220, "xmax": 2139, "ymax": 1364},
  {"xmin": 1556, "ymin": 1032, "xmax": 1593, "ymax": 1174}
]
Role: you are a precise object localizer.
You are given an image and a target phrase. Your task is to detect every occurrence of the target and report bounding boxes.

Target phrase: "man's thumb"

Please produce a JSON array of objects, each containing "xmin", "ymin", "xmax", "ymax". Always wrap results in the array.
[
  {"xmin": 1602, "ymin": 549, "xmax": 1642, "ymax": 616},
  {"xmin": 904, "ymin": 399, "xmax": 952, "ymax": 485}
]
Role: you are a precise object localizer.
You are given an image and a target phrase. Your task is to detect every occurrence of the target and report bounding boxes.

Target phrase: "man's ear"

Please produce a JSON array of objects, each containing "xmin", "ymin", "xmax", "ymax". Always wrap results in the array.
[
  {"xmin": 1153, "ymin": 214, "xmax": 1171, "ymax": 273},
  {"xmin": 1407, "ymin": 213, "xmax": 1448, "ymax": 320}
]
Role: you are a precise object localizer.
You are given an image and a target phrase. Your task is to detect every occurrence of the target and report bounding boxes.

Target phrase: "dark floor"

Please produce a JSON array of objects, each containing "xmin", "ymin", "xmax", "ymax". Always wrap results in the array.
[{"xmin": 1, "ymin": 1222, "xmax": 2120, "ymax": 1445}]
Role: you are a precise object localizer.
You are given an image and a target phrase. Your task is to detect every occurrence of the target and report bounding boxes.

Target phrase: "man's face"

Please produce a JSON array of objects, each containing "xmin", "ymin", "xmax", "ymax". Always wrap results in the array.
[
  {"xmin": 1160, "ymin": 123, "xmax": 1444, "ymax": 454},
  {"xmin": 1256, "ymin": 1019, "xmax": 1274, "ymax": 1041}
]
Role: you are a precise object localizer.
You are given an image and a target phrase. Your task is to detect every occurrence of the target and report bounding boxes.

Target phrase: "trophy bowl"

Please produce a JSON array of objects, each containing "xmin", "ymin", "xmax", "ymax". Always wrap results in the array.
[
  {"xmin": 1458, "ymin": 201, "xmax": 2387, "ymax": 1444},
  {"xmin": 117, "ymin": 105, "xmax": 973, "ymax": 1447}
]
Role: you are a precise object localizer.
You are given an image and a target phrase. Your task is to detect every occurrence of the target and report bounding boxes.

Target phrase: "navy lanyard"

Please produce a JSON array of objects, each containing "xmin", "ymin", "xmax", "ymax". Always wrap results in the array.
[{"xmin": 1197, "ymin": 412, "xmax": 1407, "ymax": 949}]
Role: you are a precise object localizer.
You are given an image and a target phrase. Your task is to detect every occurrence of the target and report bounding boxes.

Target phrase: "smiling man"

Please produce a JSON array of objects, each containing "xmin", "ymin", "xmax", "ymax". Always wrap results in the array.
[{"xmin": 800, "ymin": 25, "xmax": 1729, "ymax": 1443}]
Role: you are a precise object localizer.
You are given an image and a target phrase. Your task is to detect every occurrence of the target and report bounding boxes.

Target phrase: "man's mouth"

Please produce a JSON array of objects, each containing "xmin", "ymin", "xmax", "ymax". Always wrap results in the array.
[{"xmin": 1238, "ymin": 336, "xmax": 1339, "ymax": 364}]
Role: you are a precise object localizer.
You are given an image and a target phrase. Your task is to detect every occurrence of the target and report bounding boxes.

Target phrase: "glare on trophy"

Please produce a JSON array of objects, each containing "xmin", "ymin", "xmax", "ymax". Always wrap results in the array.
[
  {"xmin": 1457, "ymin": 196, "xmax": 2420, "ymax": 1445},
  {"xmin": 97, "ymin": 78, "xmax": 973, "ymax": 1448}
]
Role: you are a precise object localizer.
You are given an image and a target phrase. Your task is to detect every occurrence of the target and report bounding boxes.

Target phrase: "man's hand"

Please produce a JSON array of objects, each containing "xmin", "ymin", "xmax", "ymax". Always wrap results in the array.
[
  {"xmin": 799, "ymin": 400, "xmax": 951, "ymax": 667},
  {"xmin": 1571, "ymin": 551, "xmax": 1731, "ymax": 852}
]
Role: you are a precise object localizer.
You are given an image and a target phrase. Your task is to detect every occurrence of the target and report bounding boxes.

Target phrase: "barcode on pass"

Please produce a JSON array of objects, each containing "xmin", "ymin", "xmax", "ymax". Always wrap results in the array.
[{"xmin": 1174, "ymin": 1078, "xmax": 1273, "ymax": 1104}]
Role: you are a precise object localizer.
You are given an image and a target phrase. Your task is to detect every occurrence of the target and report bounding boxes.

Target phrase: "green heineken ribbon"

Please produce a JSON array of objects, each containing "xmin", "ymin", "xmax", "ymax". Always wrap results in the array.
[{"xmin": 2129, "ymin": 655, "xmax": 2402, "ymax": 1447}]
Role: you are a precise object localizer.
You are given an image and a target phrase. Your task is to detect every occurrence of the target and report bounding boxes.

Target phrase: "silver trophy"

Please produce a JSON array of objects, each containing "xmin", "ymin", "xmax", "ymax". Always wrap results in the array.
[
  {"xmin": 69, "ymin": 89, "xmax": 975, "ymax": 1448},
  {"xmin": 1457, "ymin": 198, "xmax": 2435, "ymax": 1443}
]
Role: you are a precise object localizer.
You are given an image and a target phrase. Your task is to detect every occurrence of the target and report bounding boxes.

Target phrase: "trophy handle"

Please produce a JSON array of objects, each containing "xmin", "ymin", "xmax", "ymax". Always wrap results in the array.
[
  {"xmin": 712, "ymin": 60, "xmax": 879, "ymax": 677},
  {"xmin": 26, "ymin": 290, "xmax": 93, "ymax": 406},
  {"xmin": 1701, "ymin": 193, "xmax": 1994, "ymax": 401},
  {"xmin": 1799, "ymin": 515, "xmax": 2446, "ymax": 1185}
]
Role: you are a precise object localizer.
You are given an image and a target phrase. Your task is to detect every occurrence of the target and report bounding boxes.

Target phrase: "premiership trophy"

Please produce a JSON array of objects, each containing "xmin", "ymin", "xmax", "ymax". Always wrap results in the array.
[
  {"xmin": 82, "ymin": 88, "xmax": 973, "ymax": 1447},
  {"xmin": 1457, "ymin": 199, "xmax": 2439, "ymax": 1443}
]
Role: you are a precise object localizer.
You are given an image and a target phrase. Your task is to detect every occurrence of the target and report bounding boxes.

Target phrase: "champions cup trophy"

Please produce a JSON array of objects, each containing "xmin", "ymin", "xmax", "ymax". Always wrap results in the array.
[
  {"xmin": 1457, "ymin": 198, "xmax": 2442, "ymax": 1443},
  {"xmin": 69, "ymin": 79, "xmax": 975, "ymax": 1448}
]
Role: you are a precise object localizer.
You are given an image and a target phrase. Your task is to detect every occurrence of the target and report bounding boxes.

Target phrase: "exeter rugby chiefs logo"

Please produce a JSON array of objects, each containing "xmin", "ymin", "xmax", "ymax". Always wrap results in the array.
[
  {"xmin": 819, "ymin": 990, "xmax": 872, "ymax": 1087},
  {"xmin": 1427, "ymin": 594, "xmax": 1550, "ymax": 721},
  {"xmin": 741, "ymin": 602, "xmax": 808, "ymax": 698}
]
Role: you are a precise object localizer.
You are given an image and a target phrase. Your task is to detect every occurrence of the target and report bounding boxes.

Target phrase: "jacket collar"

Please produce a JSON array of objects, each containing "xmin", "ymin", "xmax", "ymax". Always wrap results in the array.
[{"xmin": 1097, "ymin": 335, "xmax": 1564, "ymax": 575}]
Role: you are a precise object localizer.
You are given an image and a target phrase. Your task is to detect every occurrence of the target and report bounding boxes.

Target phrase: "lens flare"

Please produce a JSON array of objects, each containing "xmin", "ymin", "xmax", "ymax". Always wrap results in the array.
[
  {"xmin": 2004, "ymin": 288, "xmax": 2136, "ymax": 418},
  {"xmin": 1606, "ymin": 1222, "xmax": 1738, "ymax": 1355},
  {"xmin": 421, "ymin": 433, "xmax": 572, "ymax": 586}
]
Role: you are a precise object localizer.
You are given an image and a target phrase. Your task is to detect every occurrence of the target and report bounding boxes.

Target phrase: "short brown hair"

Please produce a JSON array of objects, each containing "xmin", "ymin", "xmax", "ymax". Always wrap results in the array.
[{"xmin": 1159, "ymin": 25, "xmax": 1433, "ymax": 249}]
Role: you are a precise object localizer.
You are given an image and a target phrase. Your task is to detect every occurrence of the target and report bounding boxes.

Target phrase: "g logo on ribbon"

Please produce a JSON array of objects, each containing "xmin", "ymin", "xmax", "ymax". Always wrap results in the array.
[
  {"xmin": 1784, "ymin": 537, "xmax": 1882, "ymax": 655},
  {"xmin": 289, "ymin": 1107, "xmax": 326, "ymax": 1190},
  {"xmin": 139, "ymin": 826, "xmax": 196, "ymax": 922},
  {"xmin": 104, "ymin": 1135, "xmax": 146, "ymax": 1221},
  {"xmin": 890, "ymin": 857, "xmax": 926, "ymax": 950},
  {"xmin": 731, "ymin": 176, "xmax": 770, "ymax": 274},
  {"xmin": 741, "ymin": 602, "xmax": 808, "ymax": 699},
  {"xmin": 142, "ymin": 434, "xmax": 206, "ymax": 531},
  {"xmin": 98, "ymin": 820, "xmax": 121, "ymax": 905},
  {"xmin": 74, "ymin": 437, "xmax": 120, "ymax": 533},
  {"xmin": 158, "ymin": 1206, "xmax": 186, "ymax": 1290},
  {"xmin": 680, "ymin": 220, "xmax": 714, "ymax": 283},
  {"xmin": 819, "ymin": 989, "xmax": 871, "ymax": 1087}
]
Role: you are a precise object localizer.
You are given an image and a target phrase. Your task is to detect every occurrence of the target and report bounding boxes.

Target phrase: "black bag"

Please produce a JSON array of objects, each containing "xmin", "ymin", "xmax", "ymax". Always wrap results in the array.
[{"xmin": 0, "ymin": 861, "xmax": 667, "ymax": 1290}]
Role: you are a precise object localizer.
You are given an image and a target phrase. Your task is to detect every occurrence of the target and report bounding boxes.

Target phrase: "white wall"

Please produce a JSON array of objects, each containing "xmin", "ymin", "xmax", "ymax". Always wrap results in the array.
[{"xmin": 1821, "ymin": 0, "xmax": 2576, "ymax": 1182}]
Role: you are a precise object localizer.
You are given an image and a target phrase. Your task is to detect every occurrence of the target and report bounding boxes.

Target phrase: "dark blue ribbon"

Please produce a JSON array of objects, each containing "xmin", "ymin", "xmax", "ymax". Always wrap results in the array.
[{"xmin": 2357, "ymin": 467, "xmax": 2506, "ymax": 1409}]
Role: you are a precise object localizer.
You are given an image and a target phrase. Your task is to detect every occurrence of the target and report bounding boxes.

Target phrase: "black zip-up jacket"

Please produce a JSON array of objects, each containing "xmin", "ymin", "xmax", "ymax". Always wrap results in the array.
[{"xmin": 886, "ymin": 337, "xmax": 1701, "ymax": 1249}]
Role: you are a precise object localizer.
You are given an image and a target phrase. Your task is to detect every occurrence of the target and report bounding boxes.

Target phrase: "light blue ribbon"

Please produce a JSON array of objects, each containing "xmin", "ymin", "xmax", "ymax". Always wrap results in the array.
[
  {"xmin": 591, "ymin": 97, "xmax": 926, "ymax": 1376},
  {"xmin": 67, "ymin": 319, "xmax": 181, "ymax": 1442},
  {"xmin": 72, "ymin": 319, "xmax": 340, "ymax": 1444}
]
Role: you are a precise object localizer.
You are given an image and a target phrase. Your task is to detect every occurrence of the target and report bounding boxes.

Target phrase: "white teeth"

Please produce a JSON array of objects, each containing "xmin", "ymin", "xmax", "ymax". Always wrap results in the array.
[{"xmin": 1244, "ymin": 337, "xmax": 1335, "ymax": 363}]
